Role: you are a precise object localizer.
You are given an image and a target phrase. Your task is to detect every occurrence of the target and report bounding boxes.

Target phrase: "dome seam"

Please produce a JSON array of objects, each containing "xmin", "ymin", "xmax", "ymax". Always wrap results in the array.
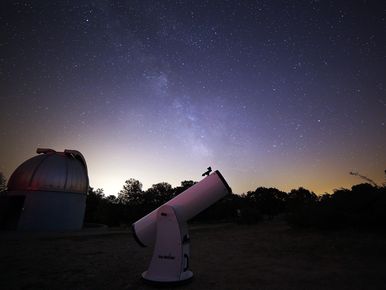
[{"xmin": 28, "ymin": 153, "xmax": 51, "ymax": 188}]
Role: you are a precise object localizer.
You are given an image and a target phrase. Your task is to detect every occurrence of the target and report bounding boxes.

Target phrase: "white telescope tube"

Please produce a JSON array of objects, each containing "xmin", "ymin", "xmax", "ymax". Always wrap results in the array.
[{"xmin": 132, "ymin": 170, "xmax": 231, "ymax": 247}]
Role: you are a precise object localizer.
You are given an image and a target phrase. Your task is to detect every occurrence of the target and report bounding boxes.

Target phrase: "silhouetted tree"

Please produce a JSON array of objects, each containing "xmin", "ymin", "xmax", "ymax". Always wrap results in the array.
[
  {"xmin": 286, "ymin": 180, "xmax": 386, "ymax": 229},
  {"xmin": 192, "ymin": 193, "xmax": 243, "ymax": 222},
  {"xmin": 286, "ymin": 187, "xmax": 318, "ymax": 226},
  {"xmin": 173, "ymin": 180, "xmax": 197, "ymax": 196},
  {"xmin": 287, "ymin": 187, "xmax": 318, "ymax": 208},
  {"xmin": 247, "ymin": 187, "xmax": 287, "ymax": 219},
  {"xmin": 84, "ymin": 187, "xmax": 106, "ymax": 224},
  {"xmin": 232, "ymin": 193, "xmax": 262, "ymax": 224},
  {"xmin": 81, "ymin": 168, "xmax": 386, "ymax": 229},
  {"xmin": 106, "ymin": 195, "xmax": 118, "ymax": 203},
  {"xmin": 373, "ymin": 184, "xmax": 386, "ymax": 226},
  {"xmin": 321, "ymin": 184, "xmax": 376, "ymax": 227},
  {"xmin": 144, "ymin": 182, "xmax": 173, "ymax": 207},
  {"xmin": 338, "ymin": 183, "xmax": 380, "ymax": 226},
  {"xmin": 117, "ymin": 178, "xmax": 143, "ymax": 205},
  {"xmin": 382, "ymin": 170, "xmax": 386, "ymax": 186},
  {"xmin": 0, "ymin": 172, "xmax": 7, "ymax": 193}
]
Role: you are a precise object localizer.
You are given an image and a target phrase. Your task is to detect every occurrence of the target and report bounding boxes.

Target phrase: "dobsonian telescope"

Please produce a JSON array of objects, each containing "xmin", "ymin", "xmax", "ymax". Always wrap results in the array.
[{"xmin": 132, "ymin": 170, "xmax": 231, "ymax": 285}]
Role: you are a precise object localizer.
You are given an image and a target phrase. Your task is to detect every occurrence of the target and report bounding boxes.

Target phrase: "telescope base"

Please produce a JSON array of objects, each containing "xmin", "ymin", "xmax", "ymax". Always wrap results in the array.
[
  {"xmin": 141, "ymin": 205, "xmax": 193, "ymax": 285},
  {"xmin": 141, "ymin": 270, "xmax": 193, "ymax": 285}
]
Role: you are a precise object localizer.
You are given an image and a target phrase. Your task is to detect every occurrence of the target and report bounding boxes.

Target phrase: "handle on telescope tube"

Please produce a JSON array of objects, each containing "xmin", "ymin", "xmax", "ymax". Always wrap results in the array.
[{"xmin": 183, "ymin": 254, "xmax": 189, "ymax": 272}]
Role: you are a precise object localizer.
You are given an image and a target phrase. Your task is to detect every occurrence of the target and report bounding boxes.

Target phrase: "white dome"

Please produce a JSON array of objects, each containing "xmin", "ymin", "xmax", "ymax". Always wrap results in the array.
[{"xmin": 7, "ymin": 148, "xmax": 88, "ymax": 194}]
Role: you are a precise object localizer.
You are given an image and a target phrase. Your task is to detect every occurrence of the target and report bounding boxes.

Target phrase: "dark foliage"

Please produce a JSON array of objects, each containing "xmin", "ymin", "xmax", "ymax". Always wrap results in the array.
[
  {"xmin": 0, "ymin": 172, "xmax": 7, "ymax": 193},
  {"xmin": 85, "ymin": 187, "xmax": 119, "ymax": 226},
  {"xmin": 247, "ymin": 187, "xmax": 287, "ymax": 219},
  {"xmin": 85, "ymin": 175, "xmax": 386, "ymax": 229},
  {"xmin": 192, "ymin": 193, "xmax": 246, "ymax": 223},
  {"xmin": 285, "ymin": 187, "xmax": 318, "ymax": 227},
  {"xmin": 85, "ymin": 180, "xmax": 200, "ymax": 226},
  {"xmin": 284, "ymin": 183, "xmax": 386, "ymax": 229}
]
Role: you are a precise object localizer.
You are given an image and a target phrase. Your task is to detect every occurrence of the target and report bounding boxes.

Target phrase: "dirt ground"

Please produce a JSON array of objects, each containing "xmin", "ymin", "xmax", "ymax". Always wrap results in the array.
[{"xmin": 1, "ymin": 221, "xmax": 386, "ymax": 290}]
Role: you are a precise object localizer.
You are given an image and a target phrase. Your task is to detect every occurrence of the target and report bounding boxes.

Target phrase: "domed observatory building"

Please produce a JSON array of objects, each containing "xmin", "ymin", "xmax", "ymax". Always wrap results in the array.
[{"xmin": 4, "ymin": 148, "xmax": 88, "ymax": 231}]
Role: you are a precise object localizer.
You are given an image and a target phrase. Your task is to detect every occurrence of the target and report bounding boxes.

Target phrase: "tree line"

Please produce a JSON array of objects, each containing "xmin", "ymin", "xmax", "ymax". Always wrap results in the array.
[
  {"xmin": 1, "ymin": 171, "xmax": 385, "ymax": 229},
  {"xmin": 84, "ymin": 174, "xmax": 386, "ymax": 229}
]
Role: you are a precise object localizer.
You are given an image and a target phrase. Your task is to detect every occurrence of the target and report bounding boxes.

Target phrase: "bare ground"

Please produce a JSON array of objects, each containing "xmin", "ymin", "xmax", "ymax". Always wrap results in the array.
[{"xmin": 1, "ymin": 222, "xmax": 386, "ymax": 290}]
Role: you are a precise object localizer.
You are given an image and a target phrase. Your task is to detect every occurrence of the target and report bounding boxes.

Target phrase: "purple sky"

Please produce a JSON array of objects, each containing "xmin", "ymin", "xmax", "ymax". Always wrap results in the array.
[{"xmin": 1, "ymin": 0, "xmax": 385, "ymax": 195}]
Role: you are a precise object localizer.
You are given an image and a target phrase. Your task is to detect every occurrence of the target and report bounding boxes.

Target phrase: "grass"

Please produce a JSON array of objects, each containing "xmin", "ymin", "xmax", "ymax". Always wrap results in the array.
[{"xmin": 1, "ymin": 221, "xmax": 386, "ymax": 289}]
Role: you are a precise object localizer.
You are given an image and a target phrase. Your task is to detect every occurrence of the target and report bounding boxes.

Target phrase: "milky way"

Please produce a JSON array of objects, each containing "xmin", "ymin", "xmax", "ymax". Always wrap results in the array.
[{"xmin": 1, "ymin": 1, "xmax": 386, "ymax": 195}]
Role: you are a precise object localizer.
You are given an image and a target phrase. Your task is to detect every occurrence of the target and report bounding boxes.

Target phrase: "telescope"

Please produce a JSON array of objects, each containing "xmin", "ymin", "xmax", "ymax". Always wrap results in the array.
[{"xmin": 132, "ymin": 170, "xmax": 231, "ymax": 284}]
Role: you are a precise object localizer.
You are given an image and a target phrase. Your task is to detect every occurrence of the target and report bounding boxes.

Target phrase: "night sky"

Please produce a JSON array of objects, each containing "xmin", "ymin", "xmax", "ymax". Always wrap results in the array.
[{"xmin": 1, "ymin": 0, "xmax": 386, "ymax": 195}]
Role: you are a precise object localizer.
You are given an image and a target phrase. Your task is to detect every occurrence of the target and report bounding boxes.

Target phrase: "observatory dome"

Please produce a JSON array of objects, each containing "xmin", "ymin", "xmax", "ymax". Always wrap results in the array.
[
  {"xmin": 8, "ymin": 148, "xmax": 88, "ymax": 194},
  {"xmin": 2, "ymin": 148, "xmax": 88, "ymax": 231}
]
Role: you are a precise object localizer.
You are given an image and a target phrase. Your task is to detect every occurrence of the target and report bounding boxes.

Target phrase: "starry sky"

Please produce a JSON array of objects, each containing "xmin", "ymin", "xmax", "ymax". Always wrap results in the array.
[{"xmin": 1, "ymin": 0, "xmax": 386, "ymax": 195}]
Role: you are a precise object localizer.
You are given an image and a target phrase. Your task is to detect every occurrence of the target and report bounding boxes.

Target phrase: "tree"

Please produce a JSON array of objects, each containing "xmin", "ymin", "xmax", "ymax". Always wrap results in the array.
[
  {"xmin": 145, "ymin": 182, "xmax": 173, "ymax": 206},
  {"xmin": 88, "ymin": 187, "xmax": 105, "ymax": 198},
  {"xmin": 117, "ymin": 178, "xmax": 143, "ymax": 205},
  {"xmin": 286, "ymin": 187, "xmax": 318, "ymax": 226},
  {"xmin": 173, "ymin": 180, "xmax": 197, "ymax": 196},
  {"xmin": 106, "ymin": 195, "xmax": 118, "ymax": 203},
  {"xmin": 84, "ymin": 187, "xmax": 106, "ymax": 223},
  {"xmin": 247, "ymin": 187, "xmax": 287, "ymax": 218},
  {"xmin": 287, "ymin": 187, "xmax": 318, "ymax": 208},
  {"xmin": 383, "ymin": 170, "xmax": 386, "ymax": 186},
  {"xmin": 0, "ymin": 172, "xmax": 7, "ymax": 193}
]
